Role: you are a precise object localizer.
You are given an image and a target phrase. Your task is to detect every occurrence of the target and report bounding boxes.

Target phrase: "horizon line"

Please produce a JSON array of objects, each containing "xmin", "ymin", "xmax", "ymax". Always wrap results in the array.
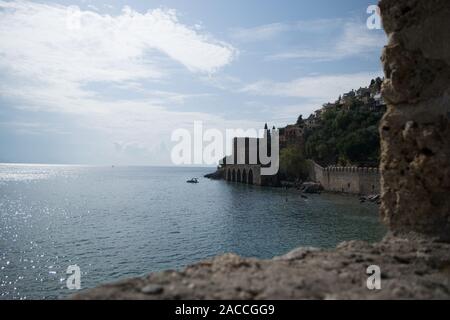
[{"xmin": 0, "ymin": 162, "xmax": 216, "ymax": 168}]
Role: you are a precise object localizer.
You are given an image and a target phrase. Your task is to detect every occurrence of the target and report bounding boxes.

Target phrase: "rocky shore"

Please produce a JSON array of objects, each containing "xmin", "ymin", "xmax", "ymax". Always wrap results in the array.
[
  {"xmin": 203, "ymin": 170, "xmax": 222, "ymax": 180},
  {"xmin": 71, "ymin": 234, "xmax": 450, "ymax": 299}
]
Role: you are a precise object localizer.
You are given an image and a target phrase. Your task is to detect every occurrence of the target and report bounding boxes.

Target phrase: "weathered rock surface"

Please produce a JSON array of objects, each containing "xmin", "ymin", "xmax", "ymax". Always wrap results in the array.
[
  {"xmin": 379, "ymin": 0, "xmax": 450, "ymax": 241},
  {"xmin": 71, "ymin": 235, "xmax": 450, "ymax": 300}
]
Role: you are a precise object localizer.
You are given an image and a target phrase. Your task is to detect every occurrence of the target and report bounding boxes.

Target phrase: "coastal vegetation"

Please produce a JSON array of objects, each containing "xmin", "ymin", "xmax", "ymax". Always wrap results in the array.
[
  {"xmin": 278, "ymin": 146, "xmax": 309, "ymax": 181},
  {"xmin": 303, "ymin": 105, "xmax": 383, "ymax": 167},
  {"xmin": 280, "ymin": 77, "xmax": 385, "ymax": 174}
]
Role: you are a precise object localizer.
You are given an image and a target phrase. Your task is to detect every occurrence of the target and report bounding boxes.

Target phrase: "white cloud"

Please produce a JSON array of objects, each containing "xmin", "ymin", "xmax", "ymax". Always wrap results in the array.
[
  {"xmin": 230, "ymin": 23, "xmax": 290, "ymax": 42},
  {"xmin": 230, "ymin": 19, "xmax": 346, "ymax": 43},
  {"xmin": 241, "ymin": 72, "xmax": 382, "ymax": 101},
  {"xmin": 0, "ymin": 1, "xmax": 246, "ymax": 165},
  {"xmin": 239, "ymin": 71, "xmax": 383, "ymax": 127},
  {"xmin": 334, "ymin": 22, "xmax": 386, "ymax": 58},
  {"xmin": 0, "ymin": 0, "xmax": 236, "ymax": 84},
  {"xmin": 229, "ymin": 18, "xmax": 385, "ymax": 61},
  {"xmin": 269, "ymin": 103, "xmax": 321, "ymax": 123},
  {"xmin": 0, "ymin": 121, "xmax": 71, "ymax": 135},
  {"xmin": 267, "ymin": 21, "xmax": 386, "ymax": 61}
]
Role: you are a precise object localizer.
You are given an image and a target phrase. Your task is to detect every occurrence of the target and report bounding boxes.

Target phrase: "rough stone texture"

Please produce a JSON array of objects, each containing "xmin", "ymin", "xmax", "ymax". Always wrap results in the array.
[
  {"xmin": 379, "ymin": 0, "xmax": 450, "ymax": 241},
  {"xmin": 72, "ymin": 235, "xmax": 450, "ymax": 300},
  {"xmin": 71, "ymin": 0, "xmax": 450, "ymax": 300}
]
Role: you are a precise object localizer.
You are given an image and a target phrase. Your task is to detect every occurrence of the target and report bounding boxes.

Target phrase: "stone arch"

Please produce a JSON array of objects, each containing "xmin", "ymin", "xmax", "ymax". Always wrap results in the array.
[
  {"xmin": 227, "ymin": 169, "xmax": 231, "ymax": 181},
  {"xmin": 242, "ymin": 169, "xmax": 247, "ymax": 184},
  {"xmin": 237, "ymin": 169, "xmax": 241, "ymax": 183},
  {"xmin": 248, "ymin": 169, "xmax": 254, "ymax": 185},
  {"xmin": 232, "ymin": 169, "xmax": 236, "ymax": 182}
]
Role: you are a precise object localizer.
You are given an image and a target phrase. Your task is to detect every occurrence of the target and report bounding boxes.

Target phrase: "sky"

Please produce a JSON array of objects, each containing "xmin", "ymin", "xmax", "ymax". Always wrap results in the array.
[{"xmin": 0, "ymin": 0, "xmax": 386, "ymax": 165}]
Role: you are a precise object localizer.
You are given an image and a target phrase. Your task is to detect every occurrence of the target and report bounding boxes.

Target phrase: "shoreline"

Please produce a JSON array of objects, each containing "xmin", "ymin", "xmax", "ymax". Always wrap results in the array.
[{"xmin": 205, "ymin": 170, "xmax": 381, "ymax": 204}]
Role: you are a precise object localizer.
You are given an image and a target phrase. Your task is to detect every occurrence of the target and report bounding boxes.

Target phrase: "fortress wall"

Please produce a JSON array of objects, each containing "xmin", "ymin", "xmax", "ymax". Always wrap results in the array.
[
  {"xmin": 307, "ymin": 160, "xmax": 324, "ymax": 183},
  {"xmin": 310, "ymin": 162, "xmax": 380, "ymax": 195},
  {"xmin": 324, "ymin": 168, "xmax": 361, "ymax": 194},
  {"xmin": 359, "ymin": 168, "xmax": 381, "ymax": 195}
]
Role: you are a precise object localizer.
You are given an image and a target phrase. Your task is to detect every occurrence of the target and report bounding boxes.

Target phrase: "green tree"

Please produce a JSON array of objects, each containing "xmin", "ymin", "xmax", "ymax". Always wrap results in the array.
[
  {"xmin": 279, "ymin": 146, "xmax": 309, "ymax": 181},
  {"xmin": 304, "ymin": 105, "xmax": 384, "ymax": 166}
]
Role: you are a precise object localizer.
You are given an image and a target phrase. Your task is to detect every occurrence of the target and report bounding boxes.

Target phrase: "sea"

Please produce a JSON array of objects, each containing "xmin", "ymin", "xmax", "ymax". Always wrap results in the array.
[{"xmin": 0, "ymin": 164, "xmax": 386, "ymax": 299}]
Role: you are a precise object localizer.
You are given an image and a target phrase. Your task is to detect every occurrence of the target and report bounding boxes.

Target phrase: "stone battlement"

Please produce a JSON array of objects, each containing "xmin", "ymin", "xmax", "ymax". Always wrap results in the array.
[{"xmin": 324, "ymin": 166, "xmax": 380, "ymax": 174}]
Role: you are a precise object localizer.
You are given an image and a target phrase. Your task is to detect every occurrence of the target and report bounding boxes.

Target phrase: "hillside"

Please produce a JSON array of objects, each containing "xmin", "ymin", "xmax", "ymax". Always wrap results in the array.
[{"xmin": 278, "ymin": 77, "xmax": 385, "ymax": 180}]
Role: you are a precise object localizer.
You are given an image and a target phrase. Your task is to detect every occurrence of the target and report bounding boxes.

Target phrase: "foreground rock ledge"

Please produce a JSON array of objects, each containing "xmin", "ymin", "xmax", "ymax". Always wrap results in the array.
[{"xmin": 71, "ymin": 235, "xmax": 450, "ymax": 300}]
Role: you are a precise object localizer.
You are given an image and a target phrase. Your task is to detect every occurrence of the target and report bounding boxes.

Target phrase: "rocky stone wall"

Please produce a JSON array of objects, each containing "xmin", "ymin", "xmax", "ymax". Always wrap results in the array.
[
  {"xmin": 379, "ymin": 0, "xmax": 450, "ymax": 241},
  {"xmin": 308, "ymin": 161, "xmax": 380, "ymax": 195}
]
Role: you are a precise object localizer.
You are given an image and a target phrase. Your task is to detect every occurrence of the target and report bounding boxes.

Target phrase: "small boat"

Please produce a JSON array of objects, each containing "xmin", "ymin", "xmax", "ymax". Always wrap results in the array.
[{"xmin": 186, "ymin": 178, "xmax": 199, "ymax": 184}]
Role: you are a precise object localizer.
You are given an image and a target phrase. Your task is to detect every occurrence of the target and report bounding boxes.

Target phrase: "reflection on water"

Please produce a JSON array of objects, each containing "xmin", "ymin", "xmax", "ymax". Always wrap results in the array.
[{"xmin": 0, "ymin": 164, "xmax": 386, "ymax": 299}]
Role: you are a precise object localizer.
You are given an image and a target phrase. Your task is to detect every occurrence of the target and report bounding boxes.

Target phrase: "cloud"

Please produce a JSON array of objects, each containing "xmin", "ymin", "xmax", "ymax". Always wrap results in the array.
[
  {"xmin": 239, "ymin": 71, "xmax": 383, "ymax": 125},
  {"xmin": 230, "ymin": 23, "xmax": 290, "ymax": 42},
  {"xmin": 0, "ymin": 121, "xmax": 70, "ymax": 135},
  {"xmin": 229, "ymin": 19, "xmax": 347, "ymax": 43},
  {"xmin": 267, "ymin": 21, "xmax": 386, "ymax": 61},
  {"xmin": 0, "ymin": 0, "xmax": 236, "ymax": 85},
  {"xmin": 268, "ymin": 103, "xmax": 321, "ymax": 122},
  {"xmin": 241, "ymin": 72, "xmax": 382, "ymax": 101},
  {"xmin": 231, "ymin": 18, "xmax": 385, "ymax": 61},
  {"xmin": 0, "ymin": 1, "xmax": 386, "ymax": 165},
  {"xmin": 0, "ymin": 1, "xmax": 247, "ymax": 165}
]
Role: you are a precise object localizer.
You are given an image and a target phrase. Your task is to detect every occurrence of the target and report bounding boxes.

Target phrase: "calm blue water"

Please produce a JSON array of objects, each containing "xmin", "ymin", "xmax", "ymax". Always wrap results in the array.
[{"xmin": 0, "ymin": 164, "xmax": 386, "ymax": 299}]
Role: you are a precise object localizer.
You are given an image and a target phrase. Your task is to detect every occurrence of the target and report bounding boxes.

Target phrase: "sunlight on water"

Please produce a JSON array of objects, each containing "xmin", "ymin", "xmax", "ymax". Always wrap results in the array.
[
  {"xmin": 0, "ymin": 164, "xmax": 82, "ymax": 182},
  {"xmin": 0, "ymin": 164, "xmax": 386, "ymax": 299}
]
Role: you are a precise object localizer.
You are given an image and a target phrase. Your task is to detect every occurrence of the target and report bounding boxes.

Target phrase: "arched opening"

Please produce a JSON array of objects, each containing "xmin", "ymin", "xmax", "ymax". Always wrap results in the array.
[
  {"xmin": 237, "ymin": 169, "xmax": 241, "ymax": 183},
  {"xmin": 227, "ymin": 169, "xmax": 231, "ymax": 181},
  {"xmin": 232, "ymin": 169, "xmax": 236, "ymax": 182},
  {"xmin": 248, "ymin": 169, "xmax": 254, "ymax": 185},
  {"xmin": 242, "ymin": 169, "xmax": 247, "ymax": 184}
]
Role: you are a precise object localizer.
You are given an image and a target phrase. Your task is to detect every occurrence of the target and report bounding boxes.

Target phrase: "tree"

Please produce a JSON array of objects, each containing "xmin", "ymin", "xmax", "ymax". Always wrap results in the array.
[
  {"xmin": 279, "ymin": 146, "xmax": 309, "ymax": 181},
  {"xmin": 304, "ymin": 106, "xmax": 383, "ymax": 166}
]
